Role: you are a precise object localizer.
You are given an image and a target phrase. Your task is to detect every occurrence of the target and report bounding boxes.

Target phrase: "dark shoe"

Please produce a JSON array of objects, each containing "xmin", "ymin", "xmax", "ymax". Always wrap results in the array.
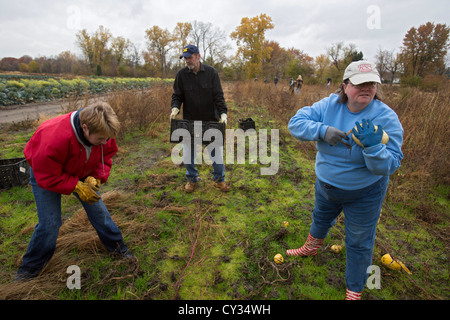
[
  {"xmin": 14, "ymin": 271, "xmax": 36, "ymax": 282},
  {"xmin": 123, "ymin": 250, "xmax": 135, "ymax": 259},
  {"xmin": 110, "ymin": 249, "xmax": 135, "ymax": 260}
]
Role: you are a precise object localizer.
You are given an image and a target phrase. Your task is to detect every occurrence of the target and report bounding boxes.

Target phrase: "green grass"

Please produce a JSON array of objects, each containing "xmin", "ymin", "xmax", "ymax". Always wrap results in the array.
[{"xmin": 0, "ymin": 92, "xmax": 448, "ymax": 301}]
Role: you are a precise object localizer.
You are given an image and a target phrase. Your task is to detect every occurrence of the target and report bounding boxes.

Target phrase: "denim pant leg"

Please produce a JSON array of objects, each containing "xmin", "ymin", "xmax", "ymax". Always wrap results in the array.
[
  {"xmin": 18, "ymin": 169, "xmax": 63, "ymax": 276},
  {"xmin": 183, "ymin": 142, "xmax": 198, "ymax": 182},
  {"xmin": 343, "ymin": 176, "xmax": 389, "ymax": 292},
  {"xmin": 74, "ymin": 193, "xmax": 128, "ymax": 254},
  {"xmin": 308, "ymin": 176, "xmax": 389, "ymax": 292},
  {"xmin": 208, "ymin": 145, "xmax": 225, "ymax": 182},
  {"xmin": 309, "ymin": 180, "xmax": 343, "ymax": 239}
]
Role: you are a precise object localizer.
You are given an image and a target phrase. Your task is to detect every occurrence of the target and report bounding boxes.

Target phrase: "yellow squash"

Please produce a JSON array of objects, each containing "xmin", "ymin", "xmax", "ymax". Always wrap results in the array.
[
  {"xmin": 381, "ymin": 254, "xmax": 412, "ymax": 275},
  {"xmin": 331, "ymin": 245, "xmax": 342, "ymax": 253},
  {"xmin": 274, "ymin": 254, "xmax": 284, "ymax": 264}
]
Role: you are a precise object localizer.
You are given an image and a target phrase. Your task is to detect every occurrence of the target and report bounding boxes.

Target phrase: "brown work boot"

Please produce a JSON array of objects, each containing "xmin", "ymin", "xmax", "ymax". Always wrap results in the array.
[
  {"xmin": 185, "ymin": 181, "xmax": 196, "ymax": 193},
  {"xmin": 214, "ymin": 181, "xmax": 230, "ymax": 192}
]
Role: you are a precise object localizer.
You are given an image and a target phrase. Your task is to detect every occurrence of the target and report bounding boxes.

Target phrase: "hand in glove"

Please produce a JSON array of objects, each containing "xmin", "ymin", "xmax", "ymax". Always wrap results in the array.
[
  {"xmin": 220, "ymin": 113, "xmax": 227, "ymax": 125},
  {"xmin": 74, "ymin": 181, "xmax": 100, "ymax": 204},
  {"xmin": 170, "ymin": 107, "xmax": 180, "ymax": 120},
  {"xmin": 85, "ymin": 176, "xmax": 101, "ymax": 192},
  {"xmin": 352, "ymin": 119, "xmax": 383, "ymax": 148},
  {"xmin": 323, "ymin": 126, "xmax": 348, "ymax": 146}
]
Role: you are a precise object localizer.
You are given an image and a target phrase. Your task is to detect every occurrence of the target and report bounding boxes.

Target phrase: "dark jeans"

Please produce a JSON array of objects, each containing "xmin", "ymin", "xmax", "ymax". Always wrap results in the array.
[
  {"xmin": 309, "ymin": 176, "xmax": 389, "ymax": 292},
  {"xmin": 17, "ymin": 169, "xmax": 128, "ymax": 278},
  {"xmin": 183, "ymin": 142, "xmax": 225, "ymax": 183}
]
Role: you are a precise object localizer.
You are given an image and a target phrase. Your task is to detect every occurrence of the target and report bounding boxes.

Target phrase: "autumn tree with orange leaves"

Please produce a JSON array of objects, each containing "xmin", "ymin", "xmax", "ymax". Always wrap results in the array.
[
  {"xmin": 400, "ymin": 22, "xmax": 449, "ymax": 77},
  {"xmin": 230, "ymin": 13, "xmax": 274, "ymax": 79}
]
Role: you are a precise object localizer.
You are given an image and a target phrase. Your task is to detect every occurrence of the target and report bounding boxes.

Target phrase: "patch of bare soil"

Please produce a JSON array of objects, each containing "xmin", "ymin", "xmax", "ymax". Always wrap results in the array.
[{"xmin": 0, "ymin": 94, "xmax": 112, "ymax": 125}]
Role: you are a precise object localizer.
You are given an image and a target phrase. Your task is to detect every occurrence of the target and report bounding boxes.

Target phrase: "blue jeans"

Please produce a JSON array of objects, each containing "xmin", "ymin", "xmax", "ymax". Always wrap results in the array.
[
  {"xmin": 183, "ymin": 142, "xmax": 225, "ymax": 182},
  {"xmin": 309, "ymin": 176, "xmax": 389, "ymax": 292},
  {"xmin": 17, "ymin": 169, "xmax": 128, "ymax": 278}
]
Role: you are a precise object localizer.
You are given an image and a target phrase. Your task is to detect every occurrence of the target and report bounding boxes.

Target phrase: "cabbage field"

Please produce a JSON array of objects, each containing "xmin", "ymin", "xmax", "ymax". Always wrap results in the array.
[{"xmin": 0, "ymin": 74, "xmax": 172, "ymax": 106}]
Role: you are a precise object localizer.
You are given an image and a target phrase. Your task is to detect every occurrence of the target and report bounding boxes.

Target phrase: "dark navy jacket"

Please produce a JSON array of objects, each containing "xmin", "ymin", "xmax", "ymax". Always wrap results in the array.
[{"xmin": 171, "ymin": 63, "xmax": 227, "ymax": 121}]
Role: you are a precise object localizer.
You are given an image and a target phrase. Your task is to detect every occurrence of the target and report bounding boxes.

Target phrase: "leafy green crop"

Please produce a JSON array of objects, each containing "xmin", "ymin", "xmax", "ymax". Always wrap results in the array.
[{"xmin": 0, "ymin": 75, "xmax": 173, "ymax": 106}]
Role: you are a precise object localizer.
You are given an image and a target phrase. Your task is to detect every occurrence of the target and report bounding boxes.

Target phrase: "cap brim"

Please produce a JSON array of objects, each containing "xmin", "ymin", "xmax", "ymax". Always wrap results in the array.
[
  {"xmin": 180, "ymin": 52, "xmax": 193, "ymax": 59},
  {"xmin": 349, "ymin": 73, "xmax": 381, "ymax": 85}
]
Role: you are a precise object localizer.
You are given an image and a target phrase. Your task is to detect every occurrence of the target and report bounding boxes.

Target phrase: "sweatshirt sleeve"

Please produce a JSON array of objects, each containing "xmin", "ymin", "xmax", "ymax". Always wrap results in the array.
[
  {"xmin": 361, "ymin": 127, "xmax": 404, "ymax": 176},
  {"xmin": 288, "ymin": 97, "xmax": 330, "ymax": 142}
]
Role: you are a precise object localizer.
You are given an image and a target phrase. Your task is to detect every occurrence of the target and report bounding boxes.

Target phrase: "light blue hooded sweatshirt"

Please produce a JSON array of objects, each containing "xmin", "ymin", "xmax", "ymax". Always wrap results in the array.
[{"xmin": 288, "ymin": 94, "xmax": 404, "ymax": 190}]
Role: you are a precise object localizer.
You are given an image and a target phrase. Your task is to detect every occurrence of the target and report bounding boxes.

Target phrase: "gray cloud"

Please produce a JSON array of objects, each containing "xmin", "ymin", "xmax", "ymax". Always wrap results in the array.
[{"xmin": 0, "ymin": 0, "xmax": 448, "ymax": 62}]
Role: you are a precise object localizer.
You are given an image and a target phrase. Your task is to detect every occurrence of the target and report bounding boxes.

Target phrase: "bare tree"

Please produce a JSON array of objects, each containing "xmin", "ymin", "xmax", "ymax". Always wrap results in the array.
[
  {"xmin": 327, "ymin": 42, "xmax": 345, "ymax": 71},
  {"xmin": 375, "ymin": 47, "xmax": 390, "ymax": 82},
  {"xmin": 376, "ymin": 48, "xmax": 402, "ymax": 84},
  {"xmin": 190, "ymin": 21, "xmax": 230, "ymax": 66}
]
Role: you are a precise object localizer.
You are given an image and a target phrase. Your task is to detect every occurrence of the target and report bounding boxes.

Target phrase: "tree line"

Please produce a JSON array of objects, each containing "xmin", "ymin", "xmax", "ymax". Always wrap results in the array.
[{"xmin": 1, "ymin": 14, "xmax": 448, "ymax": 86}]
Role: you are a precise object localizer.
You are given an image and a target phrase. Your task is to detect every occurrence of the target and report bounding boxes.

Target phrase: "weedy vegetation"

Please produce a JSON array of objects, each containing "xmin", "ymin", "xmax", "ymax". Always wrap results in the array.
[{"xmin": 0, "ymin": 80, "xmax": 448, "ymax": 300}]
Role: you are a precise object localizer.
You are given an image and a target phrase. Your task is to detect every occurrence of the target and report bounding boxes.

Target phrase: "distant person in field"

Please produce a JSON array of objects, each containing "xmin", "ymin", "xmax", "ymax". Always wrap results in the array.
[
  {"xmin": 326, "ymin": 77, "xmax": 332, "ymax": 90},
  {"xmin": 295, "ymin": 75, "xmax": 303, "ymax": 95},
  {"xmin": 289, "ymin": 77, "xmax": 295, "ymax": 94},
  {"xmin": 170, "ymin": 44, "xmax": 229, "ymax": 193},
  {"xmin": 287, "ymin": 60, "xmax": 404, "ymax": 300},
  {"xmin": 16, "ymin": 103, "xmax": 133, "ymax": 281}
]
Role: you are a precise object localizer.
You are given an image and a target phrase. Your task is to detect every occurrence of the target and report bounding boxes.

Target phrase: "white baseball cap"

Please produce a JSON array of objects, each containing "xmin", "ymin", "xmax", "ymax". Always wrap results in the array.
[{"xmin": 343, "ymin": 61, "xmax": 381, "ymax": 85}]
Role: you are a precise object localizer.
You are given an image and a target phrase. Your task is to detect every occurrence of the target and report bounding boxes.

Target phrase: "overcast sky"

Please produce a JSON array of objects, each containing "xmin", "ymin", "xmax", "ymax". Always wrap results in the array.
[{"xmin": 0, "ymin": 0, "xmax": 448, "ymax": 63}]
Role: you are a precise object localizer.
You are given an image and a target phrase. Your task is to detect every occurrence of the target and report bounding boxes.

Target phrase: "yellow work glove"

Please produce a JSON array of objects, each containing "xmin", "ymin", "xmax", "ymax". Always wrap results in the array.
[
  {"xmin": 85, "ymin": 176, "xmax": 101, "ymax": 192},
  {"xmin": 74, "ymin": 181, "xmax": 101, "ymax": 204}
]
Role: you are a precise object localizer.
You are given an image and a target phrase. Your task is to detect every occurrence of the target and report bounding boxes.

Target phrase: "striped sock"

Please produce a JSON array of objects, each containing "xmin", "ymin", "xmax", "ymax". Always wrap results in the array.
[
  {"xmin": 286, "ymin": 233, "xmax": 324, "ymax": 257},
  {"xmin": 345, "ymin": 289, "xmax": 362, "ymax": 300}
]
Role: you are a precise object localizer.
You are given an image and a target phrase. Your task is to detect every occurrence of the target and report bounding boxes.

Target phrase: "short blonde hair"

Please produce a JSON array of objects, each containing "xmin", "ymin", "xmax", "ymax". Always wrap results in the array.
[{"xmin": 79, "ymin": 102, "xmax": 120, "ymax": 138}]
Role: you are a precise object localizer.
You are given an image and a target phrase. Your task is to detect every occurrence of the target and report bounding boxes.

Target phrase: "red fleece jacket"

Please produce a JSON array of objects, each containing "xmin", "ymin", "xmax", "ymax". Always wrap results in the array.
[{"xmin": 23, "ymin": 112, "xmax": 118, "ymax": 195}]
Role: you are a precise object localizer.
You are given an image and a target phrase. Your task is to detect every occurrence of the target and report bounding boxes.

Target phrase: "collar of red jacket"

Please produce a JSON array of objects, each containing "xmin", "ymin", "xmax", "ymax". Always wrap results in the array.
[{"xmin": 73, "ymin": 109, "xmax": 93, "ymax": 147}]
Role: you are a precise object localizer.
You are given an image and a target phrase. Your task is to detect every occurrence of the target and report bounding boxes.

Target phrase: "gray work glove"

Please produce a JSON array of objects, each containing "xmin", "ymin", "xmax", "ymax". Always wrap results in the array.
[{"xmin": 323, "ymin": 126, "xmax": 348, "ymax": 146}]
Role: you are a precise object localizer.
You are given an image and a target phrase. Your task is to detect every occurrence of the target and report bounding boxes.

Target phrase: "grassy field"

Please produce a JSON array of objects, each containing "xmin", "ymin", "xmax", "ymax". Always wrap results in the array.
[{"xmin": 0, "ymin": 81, "xmax": 448, "ymax": 301}]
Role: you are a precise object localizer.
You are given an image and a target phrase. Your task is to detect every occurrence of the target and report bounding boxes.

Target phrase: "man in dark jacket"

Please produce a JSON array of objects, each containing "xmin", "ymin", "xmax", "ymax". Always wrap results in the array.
[{"xmin": 170, "ymin": 44, "xmax": 229, "ymax": 193}]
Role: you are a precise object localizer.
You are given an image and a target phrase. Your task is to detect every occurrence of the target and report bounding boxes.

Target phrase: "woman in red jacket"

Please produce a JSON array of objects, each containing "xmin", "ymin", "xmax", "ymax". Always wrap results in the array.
[{"xmin": 16, "ymin": 102, "xmax": 133, "ymax": 281}]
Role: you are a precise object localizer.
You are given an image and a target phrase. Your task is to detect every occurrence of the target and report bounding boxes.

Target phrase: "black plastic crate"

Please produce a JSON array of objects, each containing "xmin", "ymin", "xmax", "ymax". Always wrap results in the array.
[
  {"xmin": 170, "ymin": 119, "xmax": 191, "ymax": 143},
  {"xmin": 238, "ymin": 118, "xmax": 256, "ymax": 131},
  {"xmin": 0, "ymin": 158, "xmax": 30, "ymax": 189},
  {"xmin": 170, "ymin": 119, "xmax": 225, "ymax": 145}
]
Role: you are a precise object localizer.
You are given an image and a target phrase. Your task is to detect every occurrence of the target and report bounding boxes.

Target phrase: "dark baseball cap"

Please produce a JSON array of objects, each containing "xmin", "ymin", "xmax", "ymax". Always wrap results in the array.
[{"xmin": 180, "ymin": 44, "xmax": 199, "ymax": 59}]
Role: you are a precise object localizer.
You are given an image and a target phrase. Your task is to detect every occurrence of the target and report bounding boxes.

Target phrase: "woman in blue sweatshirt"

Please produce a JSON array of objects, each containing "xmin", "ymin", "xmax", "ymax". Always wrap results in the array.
[{"xmin": 287, "ymin": 61, "xmax": 404, "ymax": 300}]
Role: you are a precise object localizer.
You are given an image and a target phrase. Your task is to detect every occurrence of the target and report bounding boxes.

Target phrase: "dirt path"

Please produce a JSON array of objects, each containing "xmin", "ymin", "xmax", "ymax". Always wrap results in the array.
[
  {"xmin": 0, "ymin": 95, "xmax": 110, "ymax": 125},
  {"xmin": 0, "ymin": 83, "xmax": 234, "ymax": 125}
]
